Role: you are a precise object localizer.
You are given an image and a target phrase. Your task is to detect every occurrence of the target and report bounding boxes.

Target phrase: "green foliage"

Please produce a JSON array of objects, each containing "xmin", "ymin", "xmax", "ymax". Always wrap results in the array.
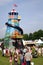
[
  {"xmin": 23, "ymin": 34, "xmax": 29, "ymax": 40},
  {"xmin": 32, "ymin": 30, "xmax": 43, "ymax": 40},
  {"xmin": 0, "ymin": 38, "xmax": 4, "ymax": 41},
  {"xmin": 32, "ymin": 32, "xmax": 38, "ymax": 40},
  {"xmin": 28, "ymin": 33, "xmax": 33, "ymax": 40},
  {"xmin": 23, "ymin": 29, "xmax": 43, "ymax": 40}
]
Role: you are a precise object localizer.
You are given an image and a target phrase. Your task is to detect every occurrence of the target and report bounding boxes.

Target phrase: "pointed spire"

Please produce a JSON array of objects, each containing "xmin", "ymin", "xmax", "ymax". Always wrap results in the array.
[{"xmin": 11, "ymin": 9, "xmax": 16, "ymax": 12}]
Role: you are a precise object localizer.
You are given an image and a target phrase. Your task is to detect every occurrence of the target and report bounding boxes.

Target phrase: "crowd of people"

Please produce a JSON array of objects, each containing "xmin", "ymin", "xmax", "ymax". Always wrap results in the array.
[
  {"xmin": 9, "ymin": 46, "xmax": 32, "ymax": 65},
  {"xmin": 9, "ymin": 45, "xmax": 43, "ymax": 65},
  {"xmin": 1, "ymin": 43, "xmax": 43, "ymax": 65}
]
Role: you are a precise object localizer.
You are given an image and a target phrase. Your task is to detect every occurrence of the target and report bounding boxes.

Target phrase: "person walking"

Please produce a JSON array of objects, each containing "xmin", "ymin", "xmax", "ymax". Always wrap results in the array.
[{"xmin": 24, "ymin": 48, "xmax": 32, "ymax": 65}]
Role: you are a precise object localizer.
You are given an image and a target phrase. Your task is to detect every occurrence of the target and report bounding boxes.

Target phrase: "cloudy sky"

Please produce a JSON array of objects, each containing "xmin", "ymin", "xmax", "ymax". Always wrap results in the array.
[{"xmin": 0, "ymin": 0, "xmax": 43, "ymax": 38}]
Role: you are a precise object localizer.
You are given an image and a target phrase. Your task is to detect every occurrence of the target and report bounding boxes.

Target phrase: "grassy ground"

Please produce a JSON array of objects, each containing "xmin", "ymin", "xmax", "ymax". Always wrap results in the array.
[
  {"xmin": 0, "ymin": 51, "xmax": 10, "ymax": 65},
  {"xmin": 32, "ymin": 56, "xmax": 43, "ymax": 65},
  {"xmin": 0, "ymin": 51, "xmax": 43, "ymax": 65}
]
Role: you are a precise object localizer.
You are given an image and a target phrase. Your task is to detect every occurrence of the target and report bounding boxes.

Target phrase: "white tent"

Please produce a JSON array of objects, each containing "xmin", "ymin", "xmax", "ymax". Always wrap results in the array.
[
  {"xmin": 36, "ymin": 39, "xmax": 43, "ymax": 44},
  {"xmin": 22, "ymin": 40, "xmax": 35, "ymax": 45}
]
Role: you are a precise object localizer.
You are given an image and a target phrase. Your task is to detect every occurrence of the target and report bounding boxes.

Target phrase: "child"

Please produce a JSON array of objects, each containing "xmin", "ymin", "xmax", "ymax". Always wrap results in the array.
[{"xmin": 14, "ymin": 52, "xmax": 18, "ymax": 65}]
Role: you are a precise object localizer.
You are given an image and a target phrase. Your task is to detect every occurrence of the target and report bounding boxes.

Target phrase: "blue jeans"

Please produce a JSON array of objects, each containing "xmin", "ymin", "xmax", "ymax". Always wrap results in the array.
[
  {"xmin": 26, "ymin": 61, "xmax": 31, "ymax": 65},
  {"xmin": 20, "ymin": 59, "xmax": 24, "ymax": 65}
]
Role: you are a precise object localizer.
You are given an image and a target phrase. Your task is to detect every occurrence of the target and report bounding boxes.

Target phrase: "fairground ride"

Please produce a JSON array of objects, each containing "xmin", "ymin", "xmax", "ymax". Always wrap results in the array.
[{"xmin": 4, "ymin": 8, "xmax": 23, "ymax": 49}]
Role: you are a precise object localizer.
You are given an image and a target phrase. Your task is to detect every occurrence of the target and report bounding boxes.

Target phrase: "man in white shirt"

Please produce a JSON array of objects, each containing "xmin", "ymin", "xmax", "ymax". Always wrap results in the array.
[{"xmin": 25, "ymin": 48, "xmax": 32, "ymax": 65}]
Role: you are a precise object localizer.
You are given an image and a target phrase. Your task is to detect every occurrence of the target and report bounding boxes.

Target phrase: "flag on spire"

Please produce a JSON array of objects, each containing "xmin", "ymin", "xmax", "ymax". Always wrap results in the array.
[{"xmin": 13, "ymin": 4, "xmax": 18, "ymax": 7}]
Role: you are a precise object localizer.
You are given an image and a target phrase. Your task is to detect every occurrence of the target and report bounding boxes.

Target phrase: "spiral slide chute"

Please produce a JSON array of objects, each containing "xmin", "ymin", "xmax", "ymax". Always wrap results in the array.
[{"xmin": 5, "ymin": 22, "xmax": 23, "ymax": 34}]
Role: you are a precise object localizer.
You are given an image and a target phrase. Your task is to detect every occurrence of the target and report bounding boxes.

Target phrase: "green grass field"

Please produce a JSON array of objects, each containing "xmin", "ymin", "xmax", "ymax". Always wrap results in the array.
[
  {"xmin": 0, "ymin": 51, "xmax": 43, "ymax": 65},
  {"xmin": 32, "ymin": 56, "xmax": 43, "ymax": 65},
  {"xmin": 0, "ymin": 51, "xmax": 10, "ymax": 65}
]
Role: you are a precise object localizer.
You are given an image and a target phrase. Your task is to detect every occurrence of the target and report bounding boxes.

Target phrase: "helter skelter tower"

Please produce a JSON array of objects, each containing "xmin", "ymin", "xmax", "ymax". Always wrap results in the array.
[{"xmin": 4, "ymin": 8, "xmax": 23, "ymax": 48}]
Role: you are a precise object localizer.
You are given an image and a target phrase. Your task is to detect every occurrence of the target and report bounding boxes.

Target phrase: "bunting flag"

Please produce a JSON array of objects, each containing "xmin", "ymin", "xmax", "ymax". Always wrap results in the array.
[{"xmin": 13, "ymin": 4, "xmax": 18, "ymax": 7}]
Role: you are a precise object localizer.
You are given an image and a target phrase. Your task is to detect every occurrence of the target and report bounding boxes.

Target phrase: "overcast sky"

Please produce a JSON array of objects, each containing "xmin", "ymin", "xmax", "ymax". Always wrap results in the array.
[{"xmin": 0, "ymin": 0, "xmax": 43, "ymax": 38}]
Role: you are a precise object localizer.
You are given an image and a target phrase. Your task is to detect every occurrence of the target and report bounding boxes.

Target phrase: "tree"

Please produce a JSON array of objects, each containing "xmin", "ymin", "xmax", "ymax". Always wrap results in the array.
[
  {"xmin": 28, "ymin": 33, "xmax": 33, "ymax": 40},
  {"xmin": 32, "ymin": 29, "xmax": 43, "ymax": 40},
  {"xmin": 0, "ymin": 38, "xmax": 4, "ymax": 41},
  {"xmin": 23, "ymin": 29, "xmax": 43, "ymax": 40},
  {"xmin": 32, "ymin": 32, "xmax": 38, "ymax": 40},
  {"xmin": 37, "ymin": 30, "xmax": 43, "ymax": 38},
  {"xmin": 23, "ymin": 34, "xmax": 29, "ymax": 40}
]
